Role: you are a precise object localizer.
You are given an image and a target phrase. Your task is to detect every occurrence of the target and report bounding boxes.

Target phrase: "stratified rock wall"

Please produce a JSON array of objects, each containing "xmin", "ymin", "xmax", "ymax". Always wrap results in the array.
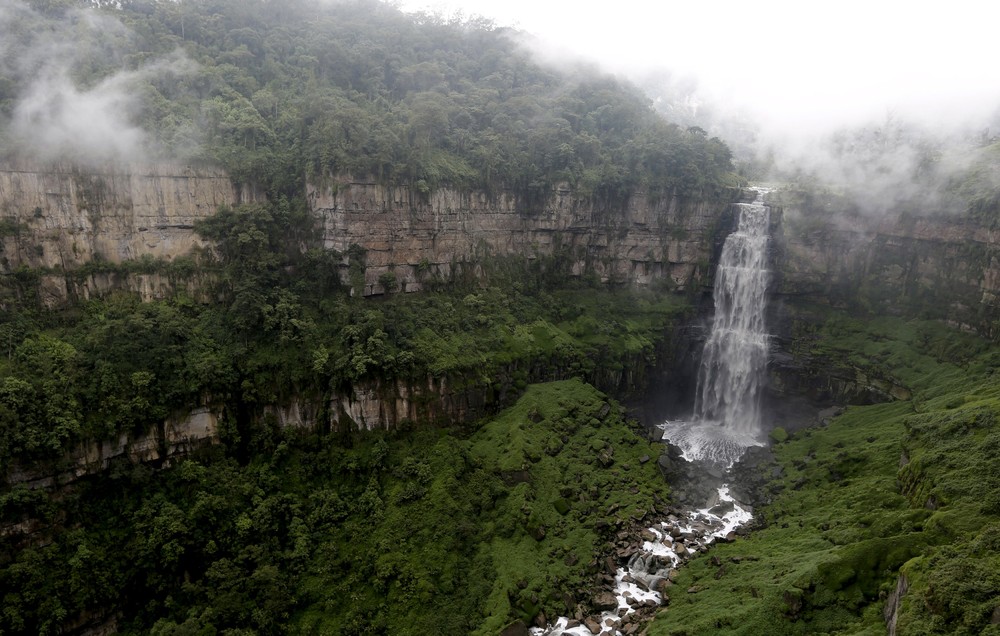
[
  {"xmin": 770, "ymin": 189, "xmax": 1000, "ymax": 336},
  {"xmin": 0, "ymin": 161, "xmax": 255, "ymax": 304},
  {"xmin": 764, "ymin": 188, "xmax": 1000, "ymax": 416},
  {"xmin": 309, "ymin": 177, "xmax": 734, "ymax": 295}
]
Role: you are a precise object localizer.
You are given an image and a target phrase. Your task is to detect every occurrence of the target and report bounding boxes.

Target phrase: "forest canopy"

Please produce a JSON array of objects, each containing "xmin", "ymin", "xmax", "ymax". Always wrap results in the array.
[{"xmin": 0, "ymin": 0, "xmax": 738, "ymax": 200}]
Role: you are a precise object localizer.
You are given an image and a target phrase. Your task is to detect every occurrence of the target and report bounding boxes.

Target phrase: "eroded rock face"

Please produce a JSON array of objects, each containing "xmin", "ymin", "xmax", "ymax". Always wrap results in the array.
[
  {"xmin": 308, "ymin": 177, "xmax": 734, "ymax": 295},
  {"xmin": 6, "ymin": 407, "xmax": 221, "ymax": 489},
  {"xmin": 0, "ymin": 161, "xmax": 257, "ymax": 305},
  {"xmin": 770, "ymin": 189, "xmax": 1000, "ymax": 336},
  {"xmin": 759, "ymin": 189, "xmax": 1000, "ymax": 414}
]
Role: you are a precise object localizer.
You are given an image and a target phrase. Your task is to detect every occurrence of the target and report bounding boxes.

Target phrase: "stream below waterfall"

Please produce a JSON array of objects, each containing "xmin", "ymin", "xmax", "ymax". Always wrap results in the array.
[
  {"xmin": 529, "ymin": 479, "xmax": 754, "ymax": 636},
  {"xmin": 531, "ymin": 188, "xmax": 773, "ymax": 636}
]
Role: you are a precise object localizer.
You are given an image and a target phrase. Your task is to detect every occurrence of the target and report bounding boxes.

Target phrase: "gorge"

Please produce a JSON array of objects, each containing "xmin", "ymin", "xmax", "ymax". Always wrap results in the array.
[
  {"xmin": 2, "ymin": 2, "xmax": 1000, "ymax": 635},
  {"xmin": 3, "ymin": 159, "xmax": 998, "ymax": 636}
]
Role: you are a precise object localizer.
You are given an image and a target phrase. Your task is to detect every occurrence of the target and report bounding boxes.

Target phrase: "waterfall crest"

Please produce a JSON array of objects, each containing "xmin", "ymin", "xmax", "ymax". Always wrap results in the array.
[{"xmin": 661, "ymin": 188, "xmax": 772, "ymax": 465}]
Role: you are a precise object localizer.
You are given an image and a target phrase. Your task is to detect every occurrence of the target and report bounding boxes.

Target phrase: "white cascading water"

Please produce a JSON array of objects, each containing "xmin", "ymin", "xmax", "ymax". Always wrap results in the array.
[
  {"xmin": 660, "ymin": 188, "xmax": 772, "ymax": 465},
  {"xmin": 531, "ymin": 189, "xmax": 771, "ymax": 636}
]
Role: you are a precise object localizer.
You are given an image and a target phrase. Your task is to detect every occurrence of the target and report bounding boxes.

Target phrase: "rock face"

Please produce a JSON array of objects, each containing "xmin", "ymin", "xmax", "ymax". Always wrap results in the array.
[
  {"xmin": 761, "ymin": 188, "xmax": 1000, "ymax": 414},
  {"xmin": 7, "ymin": 407, "xmax": 220, "ymax": 489},
  {"xmin": 308, "ymin": 177, "xmax": 735, "ymax": 295},
  {"xmin": 0, "ymin": 161, "xmax": 257, "ymax": 305},
  {"xmin": 770, "ymin": 189, "xmax": 1000, "ymax": 336}
]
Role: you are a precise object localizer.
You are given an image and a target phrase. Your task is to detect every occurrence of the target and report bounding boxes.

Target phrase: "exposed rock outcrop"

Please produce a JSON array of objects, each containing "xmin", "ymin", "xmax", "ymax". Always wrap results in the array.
[
  {"xmin": 0, "ymin": 161, "xmax": 258, "ymax": 305},
  {"xmin": 769, "ymin": 188, "xmax": 1000, "ymax": 337},
  {"xmin": 7, "ymin": 407, "xmax": 220, "ymax": 489},
  {"xmin": 309, "ymin": 177, "xmax": 736, "ymax": 295}
]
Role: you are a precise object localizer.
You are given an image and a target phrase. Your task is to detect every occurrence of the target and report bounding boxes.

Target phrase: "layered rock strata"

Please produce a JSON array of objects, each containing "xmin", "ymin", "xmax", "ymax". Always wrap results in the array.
[
  {"xmin": 0, "ymin": 161, "xmax": 256, "ymax": 304},
  {"xmin": 309, "ymin": 177, "xmax": 734, "ymax": 295},
  {"xmin": 769, "ymin": 189, "xmax": 1000, "ymax": 336}
]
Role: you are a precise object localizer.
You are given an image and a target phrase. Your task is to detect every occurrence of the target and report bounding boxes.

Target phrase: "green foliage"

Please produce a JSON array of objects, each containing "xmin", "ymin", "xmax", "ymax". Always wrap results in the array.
[
  {"xmin": 769, "ymin": 426, "xmax": 788, "ymax": 443},
  {"xmin": 2, "ymin": 0, "xmax": 737, "ymax": 201},
  {"xmin": 647, "ymin": 311, "xmax": 1000, "ymax": 636},
  {"xmin": 0, "ymin": 381, "xmax": 667, "ymax": 635}
]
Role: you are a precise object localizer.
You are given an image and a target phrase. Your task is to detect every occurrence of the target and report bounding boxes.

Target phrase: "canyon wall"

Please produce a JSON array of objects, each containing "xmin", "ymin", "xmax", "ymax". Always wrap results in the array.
[
  {"xmin": 0, "ymin": 161, "xmax": 257, "ymax": 305},
  {"xmin": 769, "ymin": 189, "xmax": 1000, "ymax": 336},
  {"xmin": 309, "ymin": 177, "xmax": 736, "ymax": 295},
  {"xmin": 763, "ymin": 188, "xmax": 999, "ymax": 417}
]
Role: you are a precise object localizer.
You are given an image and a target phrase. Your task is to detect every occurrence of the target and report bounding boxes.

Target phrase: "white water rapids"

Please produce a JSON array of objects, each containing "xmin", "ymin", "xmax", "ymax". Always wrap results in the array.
[{"xmin": 529, "ymin": 485, "xmax": 753, "ymax": 636}]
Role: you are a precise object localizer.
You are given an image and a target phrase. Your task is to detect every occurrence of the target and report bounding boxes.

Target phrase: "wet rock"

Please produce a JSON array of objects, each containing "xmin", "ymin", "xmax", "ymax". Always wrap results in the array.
[
  {"xmin": 617, "ymin": 546, "xmax": 638, "ymax": 559},
  {"xmin": 500, "ymin": 620, "xmax": 529, "ymax": 636},
  {"xmin": 709, "ymin": 501, "xmax": 735, "ymax": 516},
  {"xmin": 533, "ymin": 612, "xmax": 547, "ymax": 628},
  {"xmin": 604, "ymin": 556, "xmax": 617, "ymax": 575},
  {"xmin": 592, "ymin": 591, "xmax": 618, "ymax": 611},
  {"xmin": 584, "ymin": 616, "xmax": 602, "ymax": 634},
  {"xmin": 640, "ymin": 529, "xmax": 658, "ymax": 542}
]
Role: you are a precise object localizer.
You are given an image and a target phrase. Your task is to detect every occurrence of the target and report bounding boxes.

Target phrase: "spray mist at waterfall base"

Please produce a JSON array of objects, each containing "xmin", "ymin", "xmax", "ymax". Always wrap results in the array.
[
  {"xmin": 658, "ymin": 419, "xmax": 765, "ymax": 467},
  {"xmin": 659, "ymin": 188, "xmax": 773, "ymax": 468}
]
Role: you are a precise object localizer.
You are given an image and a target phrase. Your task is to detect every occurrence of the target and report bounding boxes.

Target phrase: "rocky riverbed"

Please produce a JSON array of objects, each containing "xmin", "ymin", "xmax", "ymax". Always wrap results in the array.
[{"xmin": 527, "ymin": 468, "xmax": 755, "ymax": 636}]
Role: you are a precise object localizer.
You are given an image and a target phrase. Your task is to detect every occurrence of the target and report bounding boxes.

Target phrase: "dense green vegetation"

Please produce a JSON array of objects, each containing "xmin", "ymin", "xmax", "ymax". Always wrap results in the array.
[
  {"xmin": 0, "ymin": 202, "xmax": 693, "ymax": 635},
  {"xmin": 1, "ymin": 379, "xmax": 670, "ymax": 635},
  {"xmin": 0, "ymin": 2, "xmax": 741, "ymax": 633},
  {"xmin": 647, "ymin": 308, "xmax": 1000, "ymax": 635},
  {"xmin": 0, "ymin": 196, "xmax": 690, "ymax": 473},
  {"xmin": 5, "ymin": 2, "xmax": 1000, "ymax": 636},
  {"xmin": 1, "ymin": 0, "xmax": 738, "ymax": 202}
]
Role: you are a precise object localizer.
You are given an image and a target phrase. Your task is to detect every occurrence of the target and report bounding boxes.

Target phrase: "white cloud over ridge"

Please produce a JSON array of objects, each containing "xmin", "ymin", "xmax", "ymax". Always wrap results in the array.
[
  {"xmin": 0, "ymin": 1, "xmax": 194, "ymax": 165},
  {"xmin": 400, "ymin": 0, "xmax": 1000, "ymax": 136}
]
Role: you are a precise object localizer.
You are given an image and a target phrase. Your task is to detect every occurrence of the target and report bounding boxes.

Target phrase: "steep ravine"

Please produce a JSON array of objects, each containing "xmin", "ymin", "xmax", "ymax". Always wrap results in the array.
[{"xmin": 4, "ymin": 168, "xmax": 1000, "ymax": 635}]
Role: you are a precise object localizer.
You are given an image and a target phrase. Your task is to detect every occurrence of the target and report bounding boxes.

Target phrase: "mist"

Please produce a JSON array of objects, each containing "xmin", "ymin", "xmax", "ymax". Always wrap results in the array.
[
  {"xmin": 400, "ymin": 0, "xmax": 1000, "ymax": 218},
  {"xmin": 0, "ymin": 1, "xmax": 196, "ymax": 166}
]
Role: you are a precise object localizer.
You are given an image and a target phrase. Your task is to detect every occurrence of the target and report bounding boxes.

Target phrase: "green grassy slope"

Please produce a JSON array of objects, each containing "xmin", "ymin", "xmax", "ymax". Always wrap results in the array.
[{"xmin": 648, "ymin": 313, "xmax": 1000, "ymax": 636}]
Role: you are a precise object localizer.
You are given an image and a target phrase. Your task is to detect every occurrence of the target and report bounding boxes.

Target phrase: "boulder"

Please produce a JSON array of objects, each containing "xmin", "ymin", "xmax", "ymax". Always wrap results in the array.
[
  {"xmin": 592, "ymin": 591, "xmax": 619, "ymax": 611},
  {"xmin": 500, "ymin": 620, "xmax": 529, "ymax": 636}
]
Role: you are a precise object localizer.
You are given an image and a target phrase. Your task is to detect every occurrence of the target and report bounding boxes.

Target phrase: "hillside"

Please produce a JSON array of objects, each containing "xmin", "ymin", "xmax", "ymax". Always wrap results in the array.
[{"xmin": 2, "ymin": 1, "xmax": 1000, "ymax": 636}]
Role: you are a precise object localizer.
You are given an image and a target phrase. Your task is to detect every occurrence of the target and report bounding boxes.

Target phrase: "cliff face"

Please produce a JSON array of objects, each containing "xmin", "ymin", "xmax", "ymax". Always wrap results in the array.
[
  {"xmin": 770, "ymin": 189, "xmax": 1000, "ymax": 336},
  {"xmin": 762, "ymin": 189, "xmax": 1000, "ymax": 418},
  {"xmin": 309, "ymin": 177, "xmax": 734, "ymax": 295},
  {"xmin": 0, "ymin": 162, "xmax": 256, "ymax": 305}
]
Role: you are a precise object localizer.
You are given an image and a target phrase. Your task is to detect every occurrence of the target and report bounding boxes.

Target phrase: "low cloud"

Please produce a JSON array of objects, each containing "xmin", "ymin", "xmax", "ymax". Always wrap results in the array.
[{"xmin": 0, "ymin": 1, "xmax": 196, "ymax": 165}]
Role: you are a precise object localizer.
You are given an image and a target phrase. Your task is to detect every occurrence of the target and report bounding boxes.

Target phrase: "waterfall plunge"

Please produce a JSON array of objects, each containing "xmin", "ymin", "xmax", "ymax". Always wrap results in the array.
[{"xmin": 661, "ymin": 188, "xmax": 772, "ymax": 466}]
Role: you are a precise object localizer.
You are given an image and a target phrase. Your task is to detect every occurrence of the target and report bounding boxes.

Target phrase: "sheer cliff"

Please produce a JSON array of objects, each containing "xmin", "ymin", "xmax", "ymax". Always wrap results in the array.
[
  {"xmin": 0, "ymin": 162, "xmax": 258, "ymax": 304},
  {"xmin": 310, "ymin": 176, "xmax": 734, "ymax": 295}
]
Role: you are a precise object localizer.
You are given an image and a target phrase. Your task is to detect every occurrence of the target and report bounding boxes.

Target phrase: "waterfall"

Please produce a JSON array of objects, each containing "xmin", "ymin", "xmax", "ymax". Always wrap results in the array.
[
  {"xmin": 661, "ymin": 188, "xmax": 772, "ymax": 465},
  {"xmin": 531, "ymin": 192, "xmax": 772, "ymax": 636}
]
